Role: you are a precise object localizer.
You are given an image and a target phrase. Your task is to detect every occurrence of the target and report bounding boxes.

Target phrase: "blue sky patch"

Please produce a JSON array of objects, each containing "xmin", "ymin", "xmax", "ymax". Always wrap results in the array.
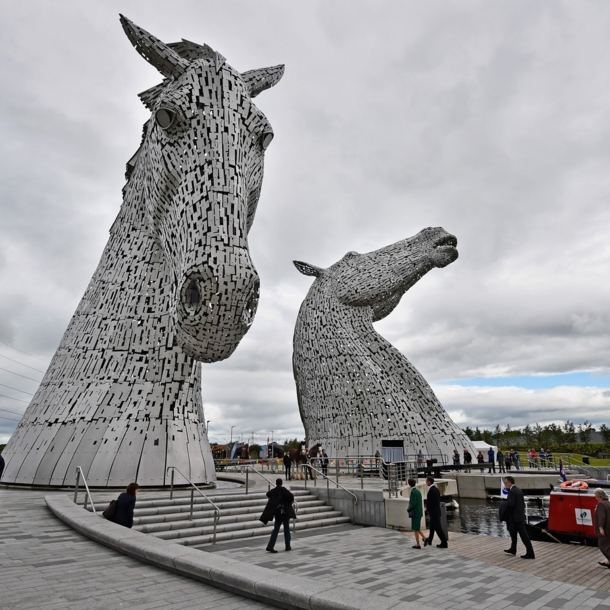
[{"xmin": 439, "ymin": 372, "xmax": 610, "ymax": 389}]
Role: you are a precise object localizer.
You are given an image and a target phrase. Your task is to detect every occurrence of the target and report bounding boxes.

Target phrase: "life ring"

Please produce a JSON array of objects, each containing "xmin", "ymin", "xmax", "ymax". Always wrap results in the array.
[{"xmin": 560, "ymin": 479, "xmax": 589, "ymax": 490}]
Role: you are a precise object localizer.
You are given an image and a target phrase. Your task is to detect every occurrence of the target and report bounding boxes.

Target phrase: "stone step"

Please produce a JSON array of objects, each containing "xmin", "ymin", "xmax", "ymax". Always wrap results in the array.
[
  {"xmin": 132, "ymin": 495, "xmax": 321, "ymax": 518},
  {"xmin": 151, "ymin": 510, "xmax": 346, "ymax": 541},
  {"xmin": 135, "ymin": 504, "xmax": 336, "ymax": 534},
  {"xmin": 132, "ymin": 499, "xmax": 326, "ymax": 525},
  {"xmin": 132, "ymin": 489, "xmax": 313, "ymax": 509},
  {"xmin": 177, "ymin": 516, "xmax": 352, "ymax": 547}
]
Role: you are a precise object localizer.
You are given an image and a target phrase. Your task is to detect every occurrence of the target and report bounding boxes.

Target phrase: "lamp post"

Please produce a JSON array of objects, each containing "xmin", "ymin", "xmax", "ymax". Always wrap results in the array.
[{"xmin": 230, "ymin": 425, "xmax": 235, "ymax": 444}]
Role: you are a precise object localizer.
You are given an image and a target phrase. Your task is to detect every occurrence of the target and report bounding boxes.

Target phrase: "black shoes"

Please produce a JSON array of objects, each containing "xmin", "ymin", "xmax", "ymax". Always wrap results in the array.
[
  {"xmin": 412, "ymin": 545, "xmax": 421, "ymax": 549},
  {"xmin": 266, "ymin": 547, "xmax": 277, "ymax": 553},
  {"xmin": 423, "ymin": 538, "xmax": 430, "ymax": 547},
  {"xmin": 503, "ymin": 549, "xmax": 516, "ymax": 555},
  {"xmin": 285, "ymin": 547, "xmax": 292, "ymax": 551},
  {"xmin": 521, "ymin": 554, "xmax": 535, "ymax": 559},
  {"xmin": 436, "ymin": 543, "xmax": 448, "ymax": 548}
]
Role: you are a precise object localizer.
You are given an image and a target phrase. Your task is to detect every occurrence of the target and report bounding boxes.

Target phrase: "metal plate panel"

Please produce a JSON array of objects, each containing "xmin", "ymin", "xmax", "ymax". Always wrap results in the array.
[
  {"xmin": 32, "ymin": 423, "xmax": 79, "ymax": 485},
  {"xmin": 49, "ymin": 421, "xmax": 89, "ymax": 486},
  {"xmin": 62, "ymin": 422, "xmax": 108, "ymax": 485},
  {"xmin": 136, "ymin": 420, "xmax": 168, "ymax": 486},
  {"xmin": 107, "ymin": 420, "xmax": 149, "ymax": 487},
  {"xmin": 87, "ymin": 418, "xmax": 130, "ymax": 486}
]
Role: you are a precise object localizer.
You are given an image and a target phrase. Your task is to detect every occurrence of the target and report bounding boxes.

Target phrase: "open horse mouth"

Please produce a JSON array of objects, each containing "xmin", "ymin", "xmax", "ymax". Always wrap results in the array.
[{"xmin": 433, "ymin": 234, "xmax": 458, "ymax": 251}]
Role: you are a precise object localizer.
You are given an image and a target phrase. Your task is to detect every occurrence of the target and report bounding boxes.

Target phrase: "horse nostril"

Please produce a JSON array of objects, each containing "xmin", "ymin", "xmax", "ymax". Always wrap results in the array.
[{"xmin": 185, "ymin": 279, "xmax": 201, "ymax": 307}]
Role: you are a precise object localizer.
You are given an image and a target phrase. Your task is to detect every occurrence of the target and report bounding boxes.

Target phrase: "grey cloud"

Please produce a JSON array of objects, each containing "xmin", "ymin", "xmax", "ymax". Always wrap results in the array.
[{"xmin": 2, "ymin": 1, "xmax": 610, "ymax": 443}]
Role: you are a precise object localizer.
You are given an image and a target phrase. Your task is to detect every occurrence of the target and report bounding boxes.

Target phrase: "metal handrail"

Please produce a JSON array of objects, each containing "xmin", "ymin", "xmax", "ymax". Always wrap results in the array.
[
  {"xmin": 303, "ymin": 464, "xmax": 357, "ymax": 521},
  {"xmin": 243, "ymin": 464, "xmax": 275, "ymax": 493},
  {"xmin": 166, "ymin": 466, "xmax": 220, "ymax": 544},
  {"xmin": 74, "ymin": 466, "xmax": 97, "ymax": 514}
]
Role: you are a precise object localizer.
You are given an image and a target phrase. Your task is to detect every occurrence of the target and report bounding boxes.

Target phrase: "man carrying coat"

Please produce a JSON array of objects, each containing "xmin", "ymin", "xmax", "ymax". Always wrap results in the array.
[
  {"xmin": 501, "ymin": 476, "xmax": 535, "ymax": 559},
  {"xmin": 424, "ymin": 476, "xmax": 448, "ymax": 548},
  {"xmin": 260, "ymin": 478, "xmax": 296, "ymax": 552}
]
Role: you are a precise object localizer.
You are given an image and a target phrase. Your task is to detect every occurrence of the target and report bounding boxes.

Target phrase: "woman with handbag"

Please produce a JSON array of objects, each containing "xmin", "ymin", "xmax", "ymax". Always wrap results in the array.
[
  {"xmin": 408, "ymin": 478, "xmax": 426, "ymax": 549},
  {"xmin": 113, "ymin": 482, "xmax": 139, "ymax": 528}
]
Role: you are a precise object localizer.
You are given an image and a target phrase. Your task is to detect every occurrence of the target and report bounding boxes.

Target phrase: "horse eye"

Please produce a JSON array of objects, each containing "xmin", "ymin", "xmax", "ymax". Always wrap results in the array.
[
  {"xmin": 155, "ymin": 108, "xmax": 176, "ymax": 130},
  {"xmin": 260, "ymin": 132, "xmax": 274, "ymax": 150}
]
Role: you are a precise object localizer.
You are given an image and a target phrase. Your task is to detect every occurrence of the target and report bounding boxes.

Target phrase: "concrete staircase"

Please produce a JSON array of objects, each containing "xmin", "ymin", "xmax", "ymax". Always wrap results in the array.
[{"xmin": 129, "ymin": 489, "xmax": 350, "ymax": 547}]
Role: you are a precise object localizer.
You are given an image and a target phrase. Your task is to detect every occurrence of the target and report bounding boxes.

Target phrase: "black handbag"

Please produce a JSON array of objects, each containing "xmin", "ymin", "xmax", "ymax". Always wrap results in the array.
[
  {"xmin": 408, "ymin": 508, "xmax": 416, "ymax": 518},
  {"xmin": 102, "ymin": 499, "xmax": 117, "ymax": 521}
]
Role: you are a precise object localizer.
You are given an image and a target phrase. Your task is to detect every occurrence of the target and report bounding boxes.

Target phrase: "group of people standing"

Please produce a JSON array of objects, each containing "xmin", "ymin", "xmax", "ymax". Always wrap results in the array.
[{"xmin": 526, "ymin": 448, "xmax": 553, "ymax": 468}]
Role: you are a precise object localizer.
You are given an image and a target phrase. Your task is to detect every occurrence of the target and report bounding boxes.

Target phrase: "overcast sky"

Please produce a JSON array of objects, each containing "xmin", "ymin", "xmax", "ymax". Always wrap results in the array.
[{"xmin": 1, "ymin": 1, "xmax": 610, "ymax": 445}]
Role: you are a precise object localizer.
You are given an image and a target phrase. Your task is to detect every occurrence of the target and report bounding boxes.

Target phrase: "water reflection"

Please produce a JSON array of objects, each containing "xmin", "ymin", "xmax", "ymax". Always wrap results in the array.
[{"xmin": 447, "ymin": 498, "xmax": 509, "ymax": 538}]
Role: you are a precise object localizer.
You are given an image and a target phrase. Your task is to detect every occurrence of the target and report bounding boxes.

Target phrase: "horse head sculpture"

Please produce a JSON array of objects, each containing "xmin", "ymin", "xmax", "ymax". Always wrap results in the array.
[
  {"xmin": 121, "ymin": 16, "xmax": 284, "ymax": 362},
  {"xmin": 292, "ymin": 227, "xmax": 475, "ymax": 462},
  {"xmin": 0, "ymin": 18, "xmax": 284, "ymax": 488}
]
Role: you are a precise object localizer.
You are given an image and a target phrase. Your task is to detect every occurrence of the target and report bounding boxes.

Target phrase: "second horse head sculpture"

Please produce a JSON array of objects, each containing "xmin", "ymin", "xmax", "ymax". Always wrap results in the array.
[{"xmin": 293, "ymin": 227, "xmax": 476, "ymax": 463}]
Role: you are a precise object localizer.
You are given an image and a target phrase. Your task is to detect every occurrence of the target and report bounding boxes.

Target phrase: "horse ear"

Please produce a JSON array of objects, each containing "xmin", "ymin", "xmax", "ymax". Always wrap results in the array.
[
  {"xmin": 242, "ymin": 65, "xmax": 285, "ymax": 98},
  {"xmin": 293, "ymin": 260, "xmax": 323, "ymax": 277},
  {"xmin": 120, "ymin": 15, "xmax": 189, "ymax": 78}
]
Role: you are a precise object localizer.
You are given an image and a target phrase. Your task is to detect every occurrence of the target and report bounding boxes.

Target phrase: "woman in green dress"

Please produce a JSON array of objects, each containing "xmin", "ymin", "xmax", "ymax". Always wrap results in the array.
[{"xmin": 408, "ymin": 477, "xmax": 427, "ymax": 549}]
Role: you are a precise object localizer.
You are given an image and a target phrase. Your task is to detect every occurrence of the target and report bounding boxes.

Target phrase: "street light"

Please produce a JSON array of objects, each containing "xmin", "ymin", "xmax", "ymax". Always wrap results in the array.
[{"xmin": 230, "ymin": 425, "xmax": 235, "ymax": 444}]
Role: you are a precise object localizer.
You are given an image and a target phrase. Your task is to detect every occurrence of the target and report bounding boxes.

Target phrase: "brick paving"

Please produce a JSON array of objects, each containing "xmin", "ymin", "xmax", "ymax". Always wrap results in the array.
[
  {"xmin": 213, "ymin": 524, "xmax": 610, "ymax": 610},
  {"xmin": 0, "ymin": 489, "xmax": 269, "ymax": 610}
]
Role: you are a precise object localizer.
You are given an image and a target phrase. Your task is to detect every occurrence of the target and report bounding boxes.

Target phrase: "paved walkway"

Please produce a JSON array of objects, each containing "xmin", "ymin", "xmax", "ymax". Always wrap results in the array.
[
  {"xmin": 0, "ymin": 489, "xmax": 269, "ymax": 610},
  {"xmin": 212, "ymin": 525, "xmax": 610, "ymax": 609}
]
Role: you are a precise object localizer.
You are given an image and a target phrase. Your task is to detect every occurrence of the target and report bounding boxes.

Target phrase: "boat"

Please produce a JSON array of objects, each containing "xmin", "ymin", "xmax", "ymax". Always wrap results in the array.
[{"xmin": 524, "ymin": 481, "xmax": 600, "ymax": 546}]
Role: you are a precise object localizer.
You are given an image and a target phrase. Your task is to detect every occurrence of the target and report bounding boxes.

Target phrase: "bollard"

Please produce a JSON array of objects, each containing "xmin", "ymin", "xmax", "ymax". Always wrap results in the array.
[{"xmin": 246, "ymin": 468, "xmax": 249, "ymax": 494}]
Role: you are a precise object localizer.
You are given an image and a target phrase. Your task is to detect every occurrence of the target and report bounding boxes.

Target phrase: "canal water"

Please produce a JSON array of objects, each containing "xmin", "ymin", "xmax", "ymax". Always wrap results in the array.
[{"xmin": 447, "ymin": 498, "xmax": 509, "ymax": 537}]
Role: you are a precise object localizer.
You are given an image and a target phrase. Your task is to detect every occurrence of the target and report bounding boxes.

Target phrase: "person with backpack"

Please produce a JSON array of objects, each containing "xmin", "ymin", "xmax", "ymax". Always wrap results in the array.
[{"xmin": 260, "ymin": 478, "xmax": 296, "ymax": 552}]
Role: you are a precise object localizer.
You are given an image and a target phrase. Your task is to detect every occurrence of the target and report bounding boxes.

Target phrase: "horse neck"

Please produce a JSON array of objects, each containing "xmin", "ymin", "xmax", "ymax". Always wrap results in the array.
[{"xmin": 295, "ymin": 278, "xmax": 385, "ymax": 354}]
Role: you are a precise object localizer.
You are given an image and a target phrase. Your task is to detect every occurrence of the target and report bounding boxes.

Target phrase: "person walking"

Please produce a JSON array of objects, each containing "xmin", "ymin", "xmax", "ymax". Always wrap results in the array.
[
  {"xmin": 321, "ymin": 449, "xmax": 329, "ymax": 477},
  {"xmin": 594, "ymin": 488, "xmax": 610, "ymax": 567},
  {"xmin": 487, "ymin": 447, "xmax": 496, "ymax": 473},
  {"xmin": 452, "ymin": 449, "xmax": 461, "ymax": 469},
  {"xmin": 540, "ymin": 448, "xmax": 546, "ymax": 468},
  {"xmin": 504, "ymin": 451, "xmax": 512, "ymax": 472},
  {"xmin": 424, "ymin": 476, "xmax": 448, "ymax": 548},
  {"xmin": 463, "ymin": 449, "xmax": 471, "ymax": 469},
  {"xmin": 497, "ymin": 449, "xmax": 506, "ymax": 473},
  {"xmin": 260, "ymin": 479, "xmax": 296, "ymax": 553},
  {"xmin": 500, "ymin": 476, "xmax": 535, "ymax": 559},
  {"xmin": 408, "ymin": 478, "xmax": 426, "ymax": 548},
  {"xmin": 113, "ymin": 482, "xmax": 139, "ymax": 529},
  {"xmin": 512, "ymin": 449, "xmax": 520, "ymax": 471},
  {"xmin": 283, "ymin": 452, "xmax": 292, "ymax": 480}
]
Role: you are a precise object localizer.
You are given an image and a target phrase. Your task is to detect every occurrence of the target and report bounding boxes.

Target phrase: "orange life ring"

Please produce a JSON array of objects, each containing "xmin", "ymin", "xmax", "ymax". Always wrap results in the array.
[{"xmin": 560, "ymin": 479, "xmax": 589, "ymax": 490}]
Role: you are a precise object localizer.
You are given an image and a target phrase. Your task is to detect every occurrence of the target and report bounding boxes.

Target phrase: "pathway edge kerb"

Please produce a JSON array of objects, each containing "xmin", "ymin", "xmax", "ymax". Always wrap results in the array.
[{"xmin": 45, "ymin": 495, "xmax": 427, "ymax": 610}]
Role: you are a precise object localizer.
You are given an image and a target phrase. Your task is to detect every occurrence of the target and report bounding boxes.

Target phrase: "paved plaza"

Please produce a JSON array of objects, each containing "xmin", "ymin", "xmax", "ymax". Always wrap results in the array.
[
  {"xmin": 0, "ymin": 489, "xmax": 268, "ymax": 610},
  {"xmin": 212, "ymin": 524, "xmax": 610, "ymax": 610},
  {"xmin": 3, "ymin": 484, "xmax": 610, "ymax": 609}
]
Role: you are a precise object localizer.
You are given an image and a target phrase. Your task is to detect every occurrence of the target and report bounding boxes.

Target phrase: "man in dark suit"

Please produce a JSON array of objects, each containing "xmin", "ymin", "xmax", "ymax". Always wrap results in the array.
[
  {"xmin": 259, "ymin": 478, "xmax": 296, "ymax": 552},
  {"xmin": 501, "ymin": 476, "xmax": 535, "ymax": 559},
  {"xmin": 424, "ymin": 476, "xmax": 448, "ymax": 548},
  {"xmin": 283, "ymin": 452, "xmax": 292, "ymax": 480}
]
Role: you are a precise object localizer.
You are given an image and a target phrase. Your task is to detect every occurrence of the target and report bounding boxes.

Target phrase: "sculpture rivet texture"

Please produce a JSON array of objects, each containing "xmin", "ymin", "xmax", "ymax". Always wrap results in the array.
[
  {"xmin": 1, "ymin": 16, "xmax": 284, "ymax": 487},
  {"xmin": 293, "ymin": 227, "xmax": 476, "ymax": 463}
]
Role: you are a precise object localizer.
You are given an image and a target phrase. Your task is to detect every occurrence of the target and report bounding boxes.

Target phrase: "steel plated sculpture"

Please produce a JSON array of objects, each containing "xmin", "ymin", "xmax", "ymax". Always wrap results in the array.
[
  {"xmin": 292, "ymin": 227, "xmax": 476, "ymax": 463},
  {"xmin": 1, "ymin": 16, "xmax": 284, "ymax": 487}
]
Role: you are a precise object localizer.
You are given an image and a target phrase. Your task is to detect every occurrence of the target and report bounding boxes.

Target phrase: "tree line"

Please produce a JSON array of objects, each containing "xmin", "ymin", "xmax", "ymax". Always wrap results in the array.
[{"xmin": 462, "ymin": 420, "xmax": 610, "ymax": 452}]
